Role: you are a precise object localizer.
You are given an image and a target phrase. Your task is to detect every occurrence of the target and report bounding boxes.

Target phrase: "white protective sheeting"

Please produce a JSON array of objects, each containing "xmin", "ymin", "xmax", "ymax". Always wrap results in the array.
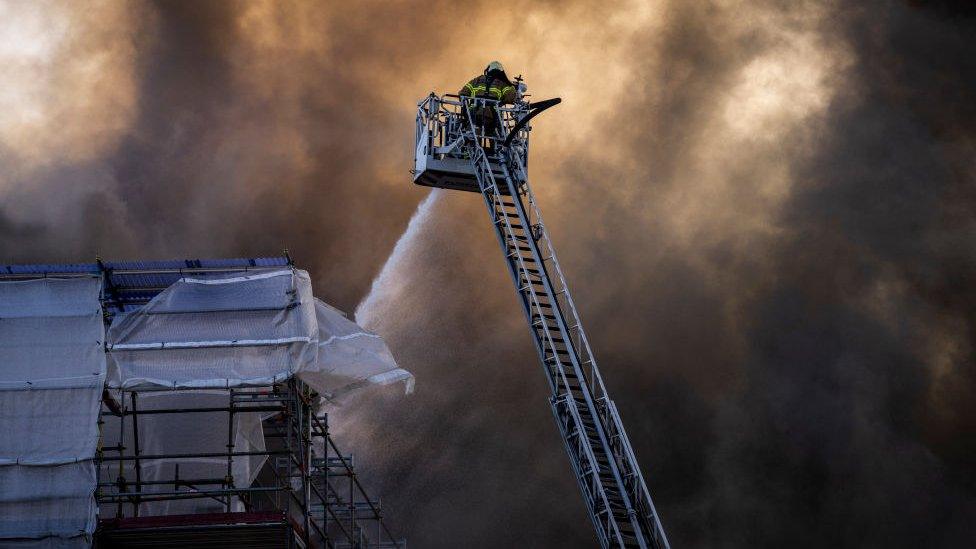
[
  {"xmin": 105, "ymin": 269, "xmax": 412, "ymax": 397},
  {"xmin": 106, "ymin": 270, "xmax": 318, "ymax": 390},
  {"xmin": 0, "ymin": 277, "xmax": 104, "ymax": 546},
  {"xmin": 306, "ymin": 299, "xmax": 414, "ymax": 402}
]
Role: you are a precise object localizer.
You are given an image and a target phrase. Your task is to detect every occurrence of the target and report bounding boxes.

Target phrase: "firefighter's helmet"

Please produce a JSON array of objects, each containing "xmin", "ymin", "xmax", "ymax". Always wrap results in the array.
[{"xmin": 486, "ymin": 60, "xmax": 505, "ymax": 74}]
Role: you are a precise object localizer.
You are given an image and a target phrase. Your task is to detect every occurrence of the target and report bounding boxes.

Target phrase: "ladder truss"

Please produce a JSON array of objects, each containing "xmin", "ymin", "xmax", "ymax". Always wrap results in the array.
[{"xmin": 414, "ymin": 94, "xmax": 670, "ymax": 549}]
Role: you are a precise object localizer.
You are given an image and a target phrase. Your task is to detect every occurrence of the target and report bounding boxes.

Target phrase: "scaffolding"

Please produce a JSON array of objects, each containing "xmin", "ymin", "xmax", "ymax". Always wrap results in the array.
[
  {"xmin": 97, "ymin": 380, "xmax": 401, "ymax": 548},
  {"xmin": 0, "ymin": 258, "xmax": 405, "ymax": 549}
]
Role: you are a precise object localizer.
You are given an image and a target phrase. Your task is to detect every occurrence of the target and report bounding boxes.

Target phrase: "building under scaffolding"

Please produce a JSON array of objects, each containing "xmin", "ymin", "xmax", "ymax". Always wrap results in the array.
[{"xmin": 0, "ymin": 258, "xmax": 408, "ymax": 548}]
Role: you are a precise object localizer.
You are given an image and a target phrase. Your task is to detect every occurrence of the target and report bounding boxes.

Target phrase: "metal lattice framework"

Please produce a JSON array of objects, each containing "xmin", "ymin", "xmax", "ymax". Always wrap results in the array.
[
  {"xmin": 0, "ymin": 259, "xmax": 404, "ymax": 549},
  {"xmin": 415, "ymin": 95, "xmax": 670, "ymax": 549},
  {"xmin": 98, "ymin": 380, "xmax": 403, "ymax": 549}
]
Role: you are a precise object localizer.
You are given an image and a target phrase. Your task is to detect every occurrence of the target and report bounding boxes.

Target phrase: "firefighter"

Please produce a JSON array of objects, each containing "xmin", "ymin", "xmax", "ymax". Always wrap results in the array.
[
  {"xmin": 458, "ymin": 61, "xmax": 517, "ymax": 149},
  {"xmin": 458, "ymin": 60, "xmax": 517, "ymax": 105}
]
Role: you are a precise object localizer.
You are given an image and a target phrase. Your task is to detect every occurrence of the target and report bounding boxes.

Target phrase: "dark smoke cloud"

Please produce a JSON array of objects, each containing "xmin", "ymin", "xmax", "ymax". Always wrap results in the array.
[{"xmin": 1, "ymin": 0, "xmax": 975, "ymax": 547}]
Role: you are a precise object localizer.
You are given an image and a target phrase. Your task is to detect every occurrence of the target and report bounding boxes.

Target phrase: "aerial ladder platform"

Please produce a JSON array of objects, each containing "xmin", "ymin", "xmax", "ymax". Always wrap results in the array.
[{"xmin": 413, "ymin": 87, "xmax": 671, "ymax": 549}]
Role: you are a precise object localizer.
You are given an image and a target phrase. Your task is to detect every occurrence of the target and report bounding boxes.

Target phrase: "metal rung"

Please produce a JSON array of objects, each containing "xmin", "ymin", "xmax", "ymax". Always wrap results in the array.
[{"xmin": 508, "ymin": 252, "xmax": 536, "ymax": 263}]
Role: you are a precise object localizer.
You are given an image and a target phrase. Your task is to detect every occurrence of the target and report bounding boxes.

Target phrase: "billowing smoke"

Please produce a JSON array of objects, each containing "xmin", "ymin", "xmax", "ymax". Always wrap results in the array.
[{"xmin": 1, "ymin": 0, "xmax": 974, "ymax": 546}]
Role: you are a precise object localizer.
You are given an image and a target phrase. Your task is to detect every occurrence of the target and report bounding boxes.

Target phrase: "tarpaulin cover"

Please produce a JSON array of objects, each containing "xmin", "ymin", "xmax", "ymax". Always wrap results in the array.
[
  {"xmin": 106, "ymin": 270, "xmax": 319, "ymax": 390},
  {"xmin": 306, "ymin": 298, "xmax": 414, "ymax": 401},
  {"xmin": 105, "ymin": 269, "xmax": 412, "ymax": 397},
  {"xmin": 0, "ymin": 277, "xmax": 104, "ymax": 547}
]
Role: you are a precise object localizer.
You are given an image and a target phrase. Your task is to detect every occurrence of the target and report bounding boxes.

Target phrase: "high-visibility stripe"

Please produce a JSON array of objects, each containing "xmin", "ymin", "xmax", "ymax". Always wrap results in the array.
[
  {"xmin": 493, "ymin": 86, "xmax": 514, "ymax": 99},
  {"xmin": 463, "ymin": 81, "xmax": 513, "ymax": 100}
]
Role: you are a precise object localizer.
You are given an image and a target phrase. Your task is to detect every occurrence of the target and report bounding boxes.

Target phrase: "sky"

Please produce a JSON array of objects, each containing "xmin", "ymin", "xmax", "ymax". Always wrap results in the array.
[{"xmin": 1, "ymin": 0, "xmax": 975, "ymax": 546}]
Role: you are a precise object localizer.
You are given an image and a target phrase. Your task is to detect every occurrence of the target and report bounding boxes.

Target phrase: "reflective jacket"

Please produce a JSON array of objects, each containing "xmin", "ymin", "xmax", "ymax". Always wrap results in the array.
[{"xmin": 458, "ymin": 73, "xmax": 516, "ymax": 104}]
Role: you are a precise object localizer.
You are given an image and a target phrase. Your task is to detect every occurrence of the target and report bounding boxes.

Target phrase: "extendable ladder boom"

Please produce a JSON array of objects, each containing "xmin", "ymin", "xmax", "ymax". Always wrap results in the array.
[{"xmin": 414, "ymin": 94, "xmax": 669, "ymax": 549}]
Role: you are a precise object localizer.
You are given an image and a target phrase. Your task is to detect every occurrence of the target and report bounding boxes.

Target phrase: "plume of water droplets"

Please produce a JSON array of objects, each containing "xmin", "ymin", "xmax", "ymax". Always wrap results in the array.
[{"xmin": 354, "ymin": 189, "xmax": 443, "ymax": 328}]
